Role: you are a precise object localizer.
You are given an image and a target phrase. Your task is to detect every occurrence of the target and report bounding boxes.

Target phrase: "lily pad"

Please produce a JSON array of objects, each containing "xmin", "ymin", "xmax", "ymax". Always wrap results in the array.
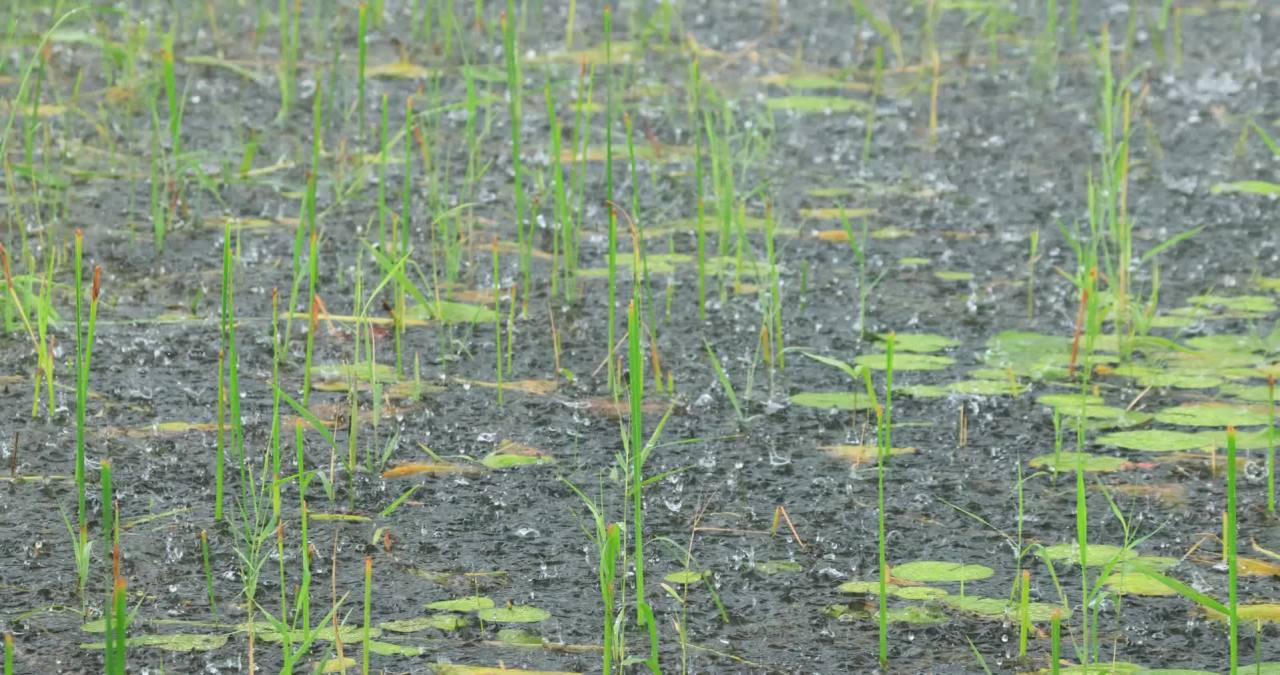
[
  {"xmin": 380, "ymin": 614, "xmax": 468, "ymax": 632},
  {"xmin": 789, "ymin": 392, "xmax": 877, "ymax": 411},
  {"xmin": 368, "ymin": 640, "xmax": 426, "ymax": 656},
  {"xmin": 495, "ymin": 627, "xmax": 545, "ymax": 646},
  {"xmin": 405, "ymin": 300, "xmax": 499, "ymax": 324},
  {"xmin": 1029, "ymin": 452, "xmax": 1128, "ymax": 473},
  {"xmin": 1104, "ymin": 570, "xmax": 1177, "ymax": 596},
  {"xmin": 891, "ymin": 560, "xmax": 993, "ymax": 583},
  {"xmin": 933, "ymin": 270, "xmax": 974, "ymax": 282},
  {"xmin": 823, "ymin": 603, "xmax": 949, "ymax": 624},
  {"xmin": 476, "ymin": 605, "xmax": 551, "ymax": 623},
  {"xmin": 897, "ymin": 384, "xmax": 948, "ymax": 398},
  {"xmin": 837, "ymin": 580, "xmax": 949, "ymax": 600},
  {"xmin": 854, "ymin": 353, "xmax": 954, "ymax": 371},
  {"xmin": 947, "ymin": 379, "xmax": 1022, "ymax": 396},
  {"xmin": 80, "ymin": 633, "xmax": 228, "ymax": 652},
  {"xmin": 664, "ymin": 569, "xmax": 710, "ymax": 584},
  {"xmin": 752, "ymin": 560, "xmax": 804, "ymax": 575},
  {"xmin": 1038, "ymin": 543, "xmax": 1137, "ymax": 567},
  {"xmin": 878, "ymin": 333, "xmax": 959, "ymax": 353},
  {"xmin": 943, "ymin": 595, "xmax": 1065, "ymax": 622},
  {"xmin": 765, "ymin": 95, "xmax": 868, "ymax": 113},
  {"xmin": 1096, "ymin": 430, "xmax": 1213, "ymax": 452},
  {"xmin": 1154, "ymin": 402, "xmax": 1273, "ymax": 427},
  {"xmin": 425, "ymin": 596, "xmax": 495, "ymax": 612}
]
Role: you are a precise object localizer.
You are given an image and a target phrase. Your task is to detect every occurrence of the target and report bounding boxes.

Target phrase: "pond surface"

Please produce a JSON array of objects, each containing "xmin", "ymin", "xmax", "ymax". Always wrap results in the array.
[{"xmin": 1, "ymin": 1, "xmax": 1279, "ymax": 673}]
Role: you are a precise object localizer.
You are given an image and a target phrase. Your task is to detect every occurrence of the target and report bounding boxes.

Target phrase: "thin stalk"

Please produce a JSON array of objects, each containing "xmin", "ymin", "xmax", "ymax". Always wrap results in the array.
[
  {"xmin": 605, "ymin": 7, "xmax": 617, "ymax": 390},
  {"xmin": 877, "ymin": 332, "xmax": 894, "ymax": 665},
  {"xmin": 362, "ymin": 556, "xmax": 373, "ymax": 675},
  {"xmin": 357, "ymin": 3, "xmax": 368, "ymax": 143},
  {"xmin": 201, "ymin": 529, "xmax": 217, "ymax": 616},
  {"xmin": 1226, "ymin": 427, "xmax": 1239, "ymax": 674},
  {"xmin": 503, "ymin": 0, "xmax": 529, "ymax": 307}
]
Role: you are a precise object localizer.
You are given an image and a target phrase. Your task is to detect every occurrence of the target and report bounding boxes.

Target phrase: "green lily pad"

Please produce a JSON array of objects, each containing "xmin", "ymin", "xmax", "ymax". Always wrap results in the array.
[
  {"xmin": 425, "ymin": 596, "xmax": 495, "ymax": 612},
  {"xmin": 664, "ymin": 569, "xmax": 710, "ymax": 584},
  {"xmin": 368, "ymin": 640, "xmax": 426, "ymax": 656},
  {"xmin": 789, "ymin": 391, "xmax": 877, "ymax": 410},
  {"xmin": 481, "ymin": 442, "xmax": 555, "ymax": 469},
  {"xmin": 380, "ymin": 614, "xmax": 468, "ymax": 632},
  {"xmin": 1095, "ymin": 430, "xmax": 1213, "ymax": 452},
  {"xmin": 1037, "ymin": 393, "xmax": 1106, "ymax": 410},
  {"xmin": 1207, "ymin": 603, "xmax": 1280, "ymax": 624},
  {"xmin": 943, "ymin": 595, "xmax": 1065, "ymax": 622},
  {"xmin": 1104, "ymin": 570, "xmax": 1176, "ymax": 596},
  {"xmin": 1217, "ymin": 383, "xmax": 1280, "ymax": 403},
  {"xmin": 985, "ymin": 332, "xmax": 1073, "ymax": 380},
  {"xmin": 1029, "ymin": 452, "xmax": 1128, "ymax": 473},
  {"xmin": 877, "ymin": 333, "xmax": 959, "ymax": 353},
  {"xmin": 947, "ymin": 379, "xmax": 1022, "ymax": 396},
  {"xmin": 823, "ymin": 603, "xmax": 949, "ymax": 624},
  {"xmin": 495, "ymin": 628, "xmax": 545, "ymax": 646},
  {"xmin": 80, "ymin": 633, "xmax": 228, "ymax": 652},
  {"xmin": 837, "ymin": 580, "xmax": 949, "ymax": 600},
  {"xmin": 1189, "ymin": 294, "xmax": 1277, "ymax": 314},
  {"xmin": 1183, "ymin": 334, "xmax": 1268, "ymax": 353},
  {"xmin": 899, "ymin": 257, "xmax": 931, "ymax": 267},
  {"xmin": 1038, "ymin": 543, "xmax": 1137, "ymax": 567},
  {"xmin": 1154, "ymin": 402, "xmax": 1273, "ymax": 427},
  {"xmin": 897, "ymin": 384, "xmax": 948, "ymax": 398},
  {"xmin": 752, "ymin": 560, "xmax": 804, "ymax": 574},
  {"xmin": 765, "ymin": 95, "xmax": 868, "ymax": 113},
  {"xmin": 854, "ymin": 353, "xmax": 954, "ymax": 371},
  {"xmin": 476, "ymin": 605, "xmax": 551, "ymax": 623},
  {"xmin": 934, "ymin": 270, "xmax": 973, "ymax": 282},
  {"xmin": 891, "ymin": 560, "xmax": 993, "ymax": 583}
]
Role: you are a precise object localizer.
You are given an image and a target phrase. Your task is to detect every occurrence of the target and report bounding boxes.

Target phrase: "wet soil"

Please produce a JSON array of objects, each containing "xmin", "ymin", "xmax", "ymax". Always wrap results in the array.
[{"xmin": 2, "ymin": 1, "xmax": 1280, "ymax": 673}]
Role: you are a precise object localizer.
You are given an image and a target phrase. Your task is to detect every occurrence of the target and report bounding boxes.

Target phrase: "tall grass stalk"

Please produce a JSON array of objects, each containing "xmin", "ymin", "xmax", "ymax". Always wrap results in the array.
[
  {"xmin": 362, "ymin": 556, "xmax": 373, "ymax": 675},
  {"xmin": 200, "ymin": 529, "xmax": 217, "ymax": 616},
  {"xmin": 605, "ymin": 7, "xmax": 617, "ymax": 389},
  {"xmin": 862, "ymin": 46, "xmax": 883, "ymax": 162},
  {"xmin": 1268, "ymin": 375, "xmax": 1276, "ymax": 514},
  {"xmin": 545, "ymin": 82, "xmax": 572, "ymax": 299},
  {"xmin": 876, "ymin": 332, "xmax": 894, "ymax": 665},
  {"xmin": 503, "ymin": 0, "xmax": 530, "ymax": 307},
  {"xmin": 1225, "ymin": 427, "xmax": 1239, "ymax": 673},
  {"xmin": 3, "ymin": 632, "xmax": 11, "ymax": 675},
  {"xmin": 689, "ymin": 58, "xmax": 706, "ymax": 319},
  {"xmin": 101, "ymin": 459, "xmax": 117, "ymax": 670},
  {"xmin": 357, "ymin": 4, "xmax": 368, "ymax": 143},
  {"xmin": 72, "ymin": 230, "xmax": 102, "ymax": 532},
  {"xmin": 627, "ymin": 298, "xmax": 660, "ymax": 671}
]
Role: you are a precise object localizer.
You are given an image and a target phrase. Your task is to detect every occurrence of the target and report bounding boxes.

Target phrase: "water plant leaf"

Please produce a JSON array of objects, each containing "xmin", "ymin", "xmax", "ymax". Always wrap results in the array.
[
  {"xmin": 432, "ymin": 666, "xmax": 579, "ymax": 675},
  {"xmin": 1206, "ymin": 603, "xmax": 1280, "ymax": 623},
  {"xmin": 946, "ymin": 379, "xmax": 1021, "ymax": 396},
  {"xmin": 891, "ymin": 561, "xmax": 993, "ymax": 583},
  {"xmin": 1095, "ymin": 430, "xmax": 1212, "ymax": 452},
  {"xmin": 79, "ymin": 633, "xmax": 228, "ymax": 652},
  {"xmin": 379, "ymin": 614, "xmax": 468, "ymax": 632},
  {"xmin": 1188, "ymin": 294, "xmax": 1277, "ymax": 314},
  {"xmin": 1104, "ymin": 570, "xmax": 1176, "ymax": 596},
  {"xmin": 475, "ymin": 605, "xmax": 551, "ymax": 623},
  {"xmin": 820, "ymin": 444, "xmax": 916, "ymax": 464},
  {"xmin": 425, "ymin": 596, "xmax": 495, "ymax": 612},
  {"xmin": 367, "ymin": 61, "xmax": 430, "ymax": 79},
  {"xmin": 382, "ymin": 462, "xmax": 477, "ymax": 478},
  {"xmin": 368, "ymin": 640, "xmax": 426, "ymax": 656},
  {"xmin": 1154, "ymin": 402, "xmax": 1273, "ymax": 427},
  {"xmin": 799, "ymin": 207, "xmax": 877, "ymax": 220},
  {"xmin": 765, "ymin": 95, "xmax": 869, "ymax": 113},
  {"xmin": 664, "ymin": 569, "xmax": 709, "ymax": 584},
  {"xmin": 759, "ymin": 72, "xmax": 870, "ymax": 91},
  {"xmin": 933, "ymin": 270, "xmax": 973, "ymax": 282},
  {"xmin": 789, "ymin": 392, "xmax": 876, "ymax": 411},
  {"xmin": 876, "ymin": 333, "xmax": 958, "ymax": 353},
  {"xmin": 897, "ymin": 384, "xmax": 948, "ymax": 398},
  {"xmin": 823, "ymin": 603, "xmax": 949, "ymax": 624},
  {"xmin": 1038, "ymin": 543, "xmax": 1137, "ymax": 567},
  {"xmin": 1209, "ymin": 180, "xmax": 1280, "ymax": 195},
  {"xmin": 985, "ymin": 331, "xmax": 1072, "ymax": 379},
  {"xmin": 404, "ymin": 300, "xmax": 498, "ymax": 324},
  {"xmin": 752, "ymin": 560, "xmax": 804, "ymax": 575},
  {"xmin": 855, "ymin": 353, "xmax": 954, "ymax": 371},
  {"xmin": 837, "ymin": 580, "xmax": 948, "ymax": 600},
  {"xmin": 481, "ymin": 441, "xmax": 555, "ymax": 469},
  {"xmin": 495, "ymin": 627, "xmax": 545, "ymax": 646},
  {"xmin": 1029, "ymin": 452, "xmax": 1127, "ymax": 473},
  {"xmin": 943, "ymin": 595, "xmax": 1064, "ymax": 622},
  {"xmin": 899, "ymin": 257, "xmax": 931, "ymax": 266}
]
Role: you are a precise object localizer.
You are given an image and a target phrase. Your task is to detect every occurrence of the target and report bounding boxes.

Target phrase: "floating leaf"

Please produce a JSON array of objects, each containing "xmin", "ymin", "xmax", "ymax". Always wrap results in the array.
[
  {"xmin": 1188, "ymin": 294, "xmax": 1277, "ymax": 314},
  {"xmin": 985, "ymin": 332, "xmax": 1073, "ymax": 379},
  {"xmin": 425, "ymin": 596, "xmax": 495, "ymax": 612},
  {"xmin": 1154, "ymin": 402, "xmax": 1273, "ymax": 427},
  {"xmin": 855, "ymin": 353, "xmax": 954, "ymax": 371},
  {"xmin": 476, "ymin": 605, "xmax": 551, "ymax": 623},
  {"xmin": 1029, "ymin": 452, "xmax": 1127, "ymax": 473},
  {"xmin": 481, "ymin": 441, "xmax": 555, "ymax": 469},
  {"xmin": 877, "ymin": 333, "xmax": 959, "ymax": 353},
  {"xmin": 821, "ymin": 444, "xmax": 916, "ymax": 464},
  {"xmin": 405, "ymin": 300, "xmax": 498, "ymax": 324},
  {"xmin": 837, "ymin": 580, "xmax": 949, "ymax": 600},
  {"xmin": 368, "ymin": 640, "xmax": 426, "ymax": 656},
  {"xmin": 823, "ymin": 603, "xmax": 949, "ymax": 624},
  {"xmin": 432, "ymin": 666, "xmax": 579, "ymax": 675},
  {"xmin": 382, "ymin": 462, "xmax": 476, "ymax": 478},
  {"xmin": 799, "ymin": 207, "xmax": 877, "ymax": 220},
  {"xmin": 1206, "ymin": 603, "xmax": 1280, "ymax": 623},
  {"xmin": 789, "ymin": 392, "xmax": 876, "ymax": 411},
  {"xmin": 322, "ymin": 657, "xmax": 357, "ymax": 673},
  {"xmin": 752, "ymin": 560, "xmax": 804, "ymax": 575},
  {"xmin": 765, "ymin": 95, "xmax": 868, "ymax": 113},
  {"xmin": 943, "ymin": 595, "xmax": 1065, "ymax": 622},
  {"xmin": 933, "ymin": 270, "xmax": 973, "ymax": 282},
  {"xmin": 79, "ymin": 633, "xmax": 229, "ymax": 652},
  {"xmin": 494, "ymin": 627, "xmax": 544, "ymax": 646},
  {"xmin": 1096, "ymin": 430, "xmax": 1213, "ymax": 452},
  {"xmin": 1038, "ymin": 543, "xmax": 1137, "ymax": 567},
  {"xmin": 1210, "ymin": 180, "xmax": 1280, "ymax": 196},
  {"xmin": 380, "ymin": 614, "xmax": 468, "ymax": 632},
  {"xmin": 664, "ymin": 569, "xmax": 710, "ymax": 584},
  {"xmin": 759, "ymin": 72, "xmax": 869, "ymax": 91},
  {"xmin": 899, "ymin": 257, "xmax": 931, "ymax": 266},
  {"xmin": 947, "ymin": 379, "xmax": 1021, "ymax": 396},
  {"xmin": 897, "ymin": 384, "xmax": 948, "ymax": 398},
  {"xmin": 367, "ymin": 61, "xmax": 430, "ymax": 79},
  {"xmin": 1105, "ymin": 570, "xmax": 1176, "ymax": 596},
  {"xmin": 891, "ymin": 561, "xmax": 993, "ymax": 583}
]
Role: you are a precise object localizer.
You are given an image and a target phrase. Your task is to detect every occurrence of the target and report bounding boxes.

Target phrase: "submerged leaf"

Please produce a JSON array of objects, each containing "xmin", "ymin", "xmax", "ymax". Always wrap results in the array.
[{"xmin": 476, "ymin": 605, "xmax": 551, "ymax": 623}]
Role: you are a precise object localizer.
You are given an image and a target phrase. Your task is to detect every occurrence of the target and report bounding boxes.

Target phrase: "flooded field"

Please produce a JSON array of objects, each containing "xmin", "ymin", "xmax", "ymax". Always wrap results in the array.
[{"xmin": 1, "ymin": 1, "xmax": 1279, "ymax": 672}]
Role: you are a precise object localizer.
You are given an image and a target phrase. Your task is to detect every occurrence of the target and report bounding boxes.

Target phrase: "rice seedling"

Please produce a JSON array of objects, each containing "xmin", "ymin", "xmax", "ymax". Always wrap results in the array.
[
  {"xmin": 862, "ymin": 46, "xmax": 883, "ymax": 162},
  {"xmin": 877, "ymin": 333, "xmax": 894, "ymax": 665},
  {"xmin": 503, "ymin": 0, "xmax": 530, "ymax": 307},
  {"xmin": 200, "ymin": 529, "xmax": 217, "ymax": 617},
  {"xmin": 357, "ymin": 4, "xmax": 368, "ymax": 142},
  {"xmin": 362, "ymin": 556, "xmax": 373, "ymax": 675},
  {"xmin": 3, "ymin": 632, "xmax": 11, "ymax": 675},
  {"xmin": 1269, "ymin": 375, "xmax": 1276, "ymax": 514}
]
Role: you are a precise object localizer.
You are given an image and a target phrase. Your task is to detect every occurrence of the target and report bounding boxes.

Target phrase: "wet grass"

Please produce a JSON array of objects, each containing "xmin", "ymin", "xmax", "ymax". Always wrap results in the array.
[{"xmin": 0, "ymin": 1, "xmax": 1279, "ymax": 673}]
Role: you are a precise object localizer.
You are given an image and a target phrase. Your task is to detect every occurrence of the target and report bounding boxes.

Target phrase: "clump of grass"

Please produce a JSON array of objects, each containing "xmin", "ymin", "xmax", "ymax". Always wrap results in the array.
[{"xmin": 503, "ymin": 0, "xmax": 530, "ymax": 307}]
